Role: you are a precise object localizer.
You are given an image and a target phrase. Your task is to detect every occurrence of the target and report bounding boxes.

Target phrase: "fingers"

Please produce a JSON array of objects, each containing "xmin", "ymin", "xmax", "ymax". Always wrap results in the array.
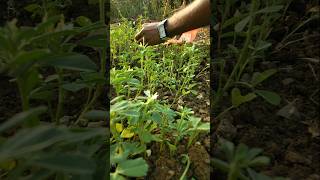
[
  {"xmin": 135, "ymin": 29, "xmax": 144, "ymax": 41},
  {"xmin": 137, "ymin": 37, "xmax": 149, "ymax": 46},
  {"xmin": 134, "ymin": 23, "xmax": 150, "ymax": 41}
]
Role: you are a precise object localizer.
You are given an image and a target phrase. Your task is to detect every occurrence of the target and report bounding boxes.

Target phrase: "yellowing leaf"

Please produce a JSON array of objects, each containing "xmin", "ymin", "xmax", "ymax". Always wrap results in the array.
[
  {"xmin": 121, "ymin": 128, "xmax": 135, "ymax": 138},
  {"xmin": 116, "ymin": 123, "xmax": 123, "ymax": 133},
  {"xmin": 0, "ymin": 159, "xmax": 16, "ymax": 170}
]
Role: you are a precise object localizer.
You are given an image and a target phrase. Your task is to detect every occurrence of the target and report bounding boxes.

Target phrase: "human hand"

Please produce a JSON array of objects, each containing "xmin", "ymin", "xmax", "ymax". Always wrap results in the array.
[{"xmin": 134, "ymin": 22, "xmax": 163, "ymax": 46}]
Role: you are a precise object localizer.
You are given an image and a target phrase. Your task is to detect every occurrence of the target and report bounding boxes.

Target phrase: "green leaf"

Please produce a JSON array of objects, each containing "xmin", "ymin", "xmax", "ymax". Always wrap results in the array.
[
  {"xmin": 255, "ymin": 90, "xmax": 281, "ymax": 105},
  {"xmin": 116, "ymin": 158, "xmax": 148, "ymax": 177},
  {"xmin": 212, "ymin": 158, "xmax": 229, "ymax": 172},
  {"xmin": 247, "ymin": 148, "xmax": 263, "ymax": 161},
  {"xmin": 29, "ymin": 153, "xmax": 96, "ymax": 174},
  {"xmin": 29, "ymin": 89, "xmax": 53, "ymax": 100},
  {"xmin": 84, "ymin": 110, "xmax": 108, "ymax": 121},
  {"xmin": 139, "ymin": 130, "xmax": 152, "ymax": 143},
  {"xmin": 63, "ymin": 128, "xmax": 106, "ymax": 143},
  {"xmin": 75, "ymin": 16, "xmax": 92, "ymax": 27},
  {"xmin": 247, "ymin": 168, "xmax": 272, "ymax": 180},
  {"xmin": 110, "ymin": 144, "xmax": 130, "ymax": 164},
  {"xmin": 196, "ymin": 123, "xmax": 210, "ymax": 131},
  {"xmin": 13, "ymin": 50, "xmax": 50, "ymax": 71},
  {"xmin": 251, "ymin": 69, "xmax": 277, "ymax": 87},
  {"xmin": 231, "ymin": 88, "xmax": 257, "ymax": 107},
  {"xmin": 17, "ymin": 68, "xmax": 40, "ymax": 104},
  {"xmin": 0, "ymin": 126, "xmax": 66, "ymax": 161},
  {"xmin": 254, "ymin": 40, "xmax": 272, "ymax": 51},
  {"xmin": 235, "ymin": 16, "xmax": 250, "ymax": 32},
  {"xmin": 24, "ymin": 4, "xmax": 41, "ymax": 12},
  {"xmin": 235, "ymin": 143, "xmax": 249, "ymax": 161},
  {"xmin": 222, "ymin": 13, "xmax": 248, "ymax": 29},
  {"xmin": 256, "ymin": 5, "xmax": 284, "ymax": 14},
  {"xmin": 78, "ymin": 34, "xmax": 107, "ymax": 48},
  {"xmin": 111, "ymin": 102, "xmax": 127, "ymax": 114},
  {"xmin": 35, "ymin": 15, "xmax": 63, "ymax": 32},
  {"xmin": 41, "ymin": 53, "xmax": 98, "ymax": 72},
  {"xmin": 110, "ymin": 173, "xmax": 126, "ymax": 180},
  {"xmin": 0, "ymin": 106, "xmax": 47, "ymax": 133},
  {"xmin": 62, "ymin": 82, "xmax": 88, "ymax": 92},
  {"xmin": 121, "ymin": 142, "xmax": 146, "ymax": 156},
  {"xmin": 23, "ymin": 169, "xmax": 55, "ymax": 180},
  {"xmin": 219, "ymin": 139, "xmax": 235, "ymax": 162},
  {"xmin": 76, "ymin": 21, "xmax": 106, "ymax": 33},
  {"xmin": 248, "ymin": 156, "xmax": 270, "ymax": 167}
]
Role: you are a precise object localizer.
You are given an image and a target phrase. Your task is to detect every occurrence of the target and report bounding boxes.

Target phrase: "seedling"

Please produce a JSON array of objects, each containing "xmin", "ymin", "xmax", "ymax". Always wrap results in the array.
[
  {"xmin": 212, "ymin": 139, "xmax": 270, "ymax": 180},
  {"xmin": 216, "ymin": 68, "xmax": 281, "ymax": 120}
]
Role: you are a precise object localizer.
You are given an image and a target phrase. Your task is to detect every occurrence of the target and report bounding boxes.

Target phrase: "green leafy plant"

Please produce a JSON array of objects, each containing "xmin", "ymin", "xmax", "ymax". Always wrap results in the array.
[
  {"xmin": 110, "ymin": 142, "xmax": 148, "ymax": 179},
  {"xmin": 0, "ymin": 107, "xmax": 108, "ymax": 180},
  {"xmin": 0, "ymin": 1, "xmax": 108, "ymax": 179},
  {"xmin": 24, "ymin": 0, "xmax": 72, "ymax": 20},
  {"xmin": 216, "ymin": 68, "xmax": 281, "ymax": 120},
  {"xmin": 212, "ymin": 139, "xmax": 287, "ymax": 180},
  {"xmin": 213, "ymin": 0, "xmax": 286, "ymax": 120}
]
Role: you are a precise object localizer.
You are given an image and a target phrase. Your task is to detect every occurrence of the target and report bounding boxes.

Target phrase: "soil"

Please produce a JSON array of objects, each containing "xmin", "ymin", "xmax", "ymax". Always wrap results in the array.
[{"xmin": 212, "ymin": 1, "xmax": 320, "ymax": 179}]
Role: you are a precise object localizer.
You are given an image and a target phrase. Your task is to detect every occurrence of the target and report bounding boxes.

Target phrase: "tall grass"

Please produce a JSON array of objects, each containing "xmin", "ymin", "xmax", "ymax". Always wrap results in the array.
[{"xmin": 110, "ymin": 0, "xmax": 187, "ymax": 21}]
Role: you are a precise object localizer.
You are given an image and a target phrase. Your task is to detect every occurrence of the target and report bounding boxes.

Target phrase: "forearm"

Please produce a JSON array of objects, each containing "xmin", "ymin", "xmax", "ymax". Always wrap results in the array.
[{"xmin": 166, "ymin": 0, "xmax": 210, "ymax": 37}]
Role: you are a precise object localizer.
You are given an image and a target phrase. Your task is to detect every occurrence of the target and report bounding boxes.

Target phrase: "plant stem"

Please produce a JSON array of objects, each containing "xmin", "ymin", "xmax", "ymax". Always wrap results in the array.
[
  {"xmin": 55, "ymin": 69, "xmax": 64, "ymax": 125},
  {"xmin": 215, "ymin": 106, "xmax": 234, "ymax": 121},
  {"xmin": 228, "ymin": 162, "xmax": 239, "ymax": 180},
  {"xmin": 187, "ymin": 131, "xmax": 198, "ymax": 149},
  {"xmin": 75, "ymin": 0, "xmax": 106, "ymax": 124},
  {"xmin": 214, "ymin": 0, "xmax": 257, "ymax": 107},
  {"xmin": 179, "ymin": 154, "xmax": 190, "ymax": 180},
  {"xmin": 17, "ymin": 79, "xmax": 29, "ymax": 111}
]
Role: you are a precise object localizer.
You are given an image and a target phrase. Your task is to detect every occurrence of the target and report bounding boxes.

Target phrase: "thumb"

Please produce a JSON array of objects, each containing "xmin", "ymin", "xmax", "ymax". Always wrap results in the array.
[{"xmin": 135, "ymin": 29, "xmax": 144, "ymax": 41}]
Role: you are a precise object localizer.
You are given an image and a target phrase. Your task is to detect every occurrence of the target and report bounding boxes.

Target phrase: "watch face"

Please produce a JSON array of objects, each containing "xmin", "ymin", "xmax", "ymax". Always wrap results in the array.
[{"xmin": 158, "ymin": 23, "xmax": 166, "ymax": 39}]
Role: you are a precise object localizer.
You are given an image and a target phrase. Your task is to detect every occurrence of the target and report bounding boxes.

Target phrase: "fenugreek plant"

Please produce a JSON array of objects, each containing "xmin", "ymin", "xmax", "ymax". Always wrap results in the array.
[
  {"xmin": 212, "ymin": 139, "xmax": 287, "ymax": 180},
  {"xmin": 213, "ymin": 0, "xmax": 286, "ymax": 119},
  {"xmin": 0, "ymin": 1, "xmax": 108, "ymax": 179},
  {"xmin": 110, "ymin": 10, "xmax": 210, "ymax": 178},
  {"xmin": 0, "ymin": 107, "xmax": 108, "ymax": 179},
  {"xmin": 111, "ymin": 20, "xmax": 208, "ymax": 105}
]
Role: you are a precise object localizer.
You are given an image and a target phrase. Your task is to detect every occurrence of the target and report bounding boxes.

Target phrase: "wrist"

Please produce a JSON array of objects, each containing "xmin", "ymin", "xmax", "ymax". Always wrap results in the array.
[{"xmin": 164, "ymin": 18, "xmax": 174, "ymax": 38}]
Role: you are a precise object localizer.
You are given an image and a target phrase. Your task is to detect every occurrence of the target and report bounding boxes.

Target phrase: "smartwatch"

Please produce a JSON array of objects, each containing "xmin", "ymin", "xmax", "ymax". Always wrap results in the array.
[{"xmin": 157, "ymin": 19, "xmax": 169, "ymax": 40}]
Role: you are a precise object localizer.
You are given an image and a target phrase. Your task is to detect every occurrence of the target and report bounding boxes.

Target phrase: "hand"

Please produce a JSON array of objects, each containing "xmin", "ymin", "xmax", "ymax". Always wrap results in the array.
[{"xmin": 135, "ymin": 22, "xmax": 163, "ymax": 46}]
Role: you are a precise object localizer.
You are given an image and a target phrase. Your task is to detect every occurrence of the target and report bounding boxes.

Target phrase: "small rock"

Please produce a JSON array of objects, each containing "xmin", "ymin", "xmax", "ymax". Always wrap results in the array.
[
  {"xmin": 285, "ymin": 151, "xmax": 312, "ymax": 165},
  {"xmin": 204, "ymin": 158, "xmax": 210, "ymax": 164},
  {"xmin": 277, "ymin": 102, "xmax": 300, "ymax": 120},
  {"xmin": 59, "ymin": 116, "xmax": 73, "ymax": 125},
  {"xmin": 216, "ymin": 113, "xmax": 237, "ymax": 140},
  {"xmin": 282, "ymin": 78, "xmax": 295, "ymax": 85},
  {"xmin": 146, "ymin": 149, "xmax": 151, "ymax": 157},
  {"xmin": 199, "ymin": 109, "xmax": 207, "ymax": 114},
  {"xmin": 203, "ymin": 137, "xmax": 210, "ymax": 150},
  {"xmin": 197, "ymin": 93, "xmax": 204, "ymax": 99},
  {"xmin": 168, "ymin": 170, "xmax": 175, "ymax": 176}
]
